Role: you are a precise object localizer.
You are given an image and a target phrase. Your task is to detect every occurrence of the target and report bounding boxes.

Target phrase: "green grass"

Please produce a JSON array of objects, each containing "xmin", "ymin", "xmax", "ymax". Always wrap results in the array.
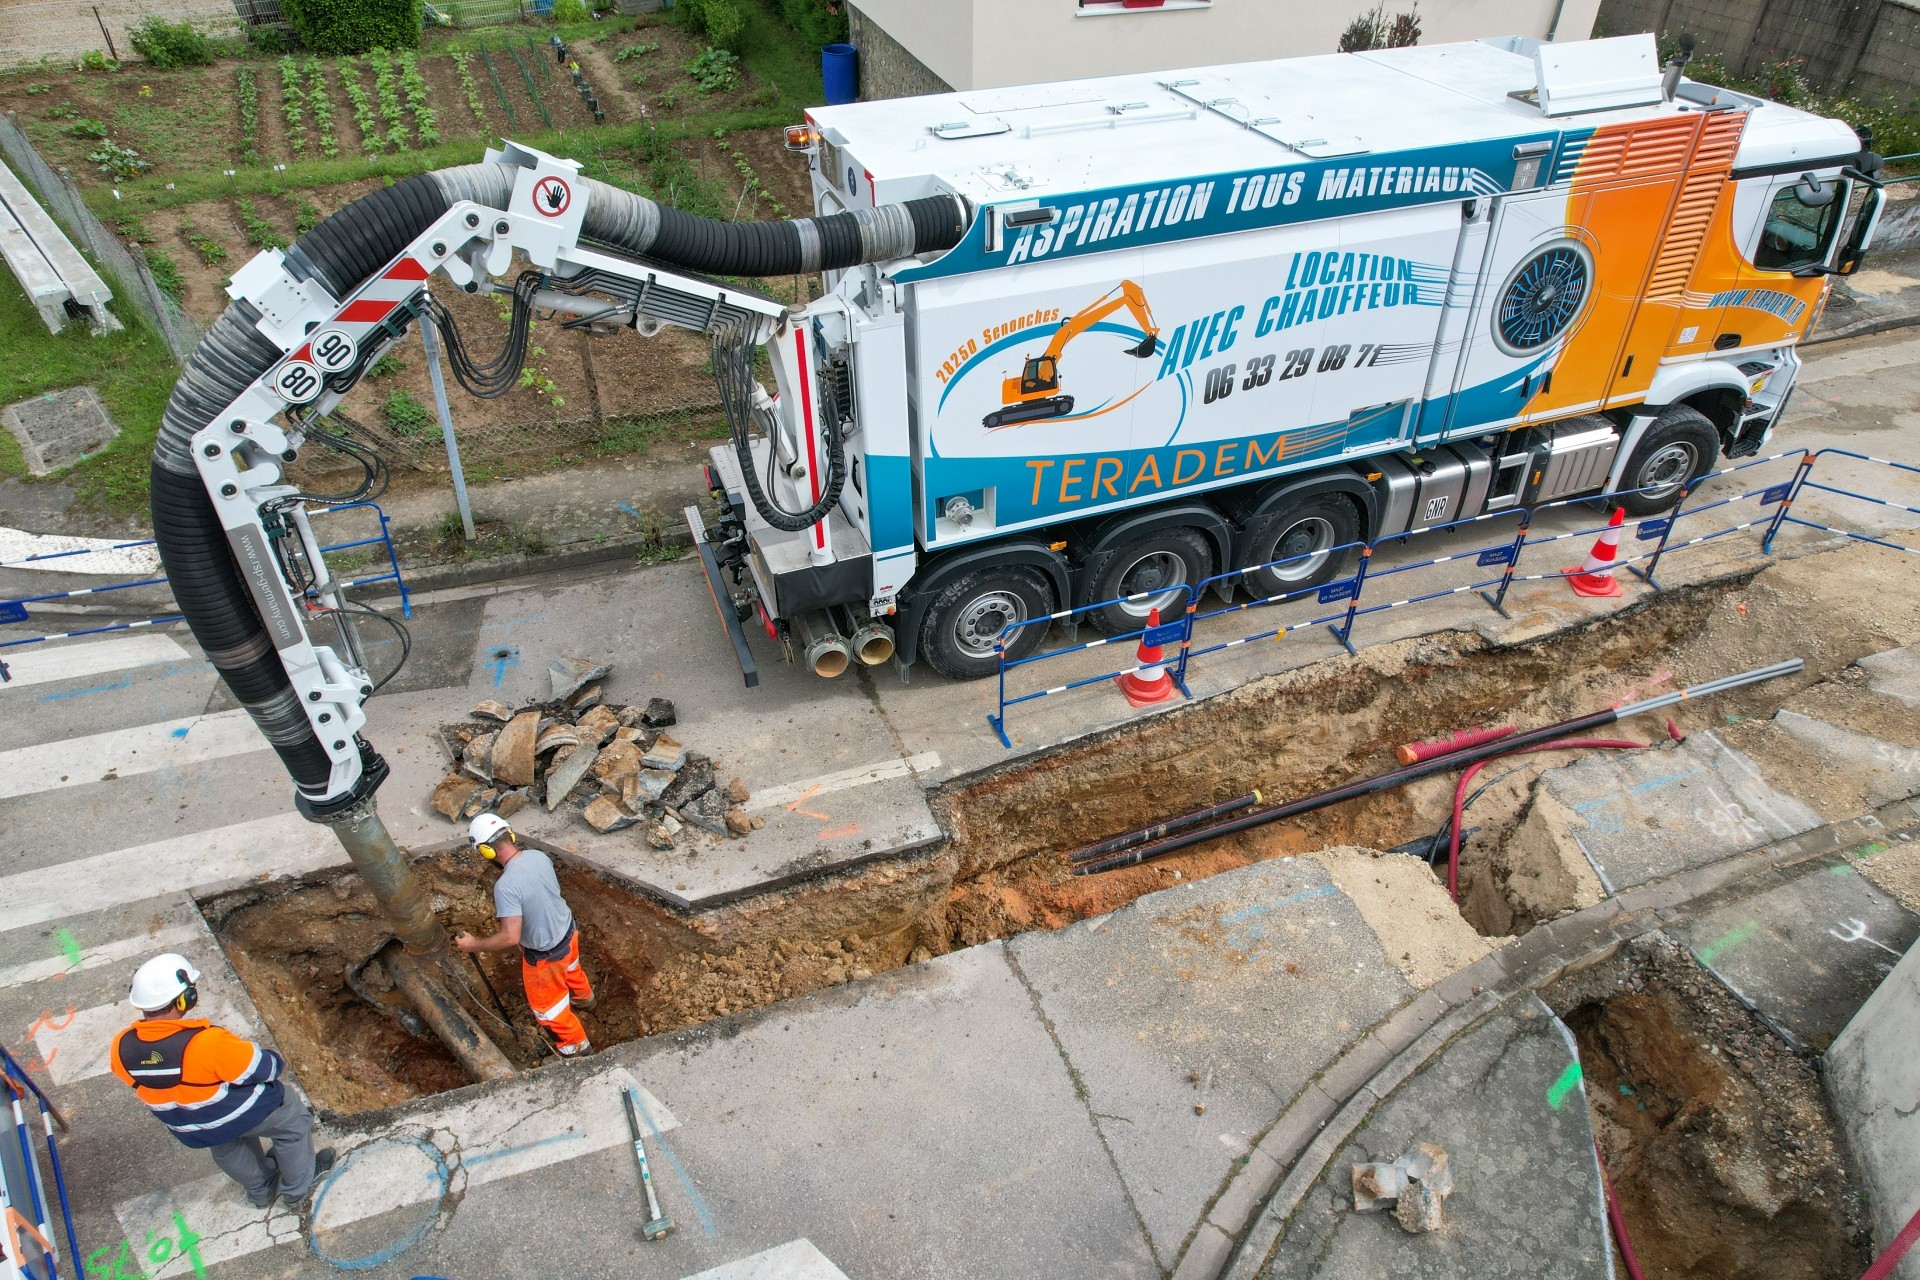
[{"xmin": 0, "ymin": 269, "xmax": 179, "ymax": 512}]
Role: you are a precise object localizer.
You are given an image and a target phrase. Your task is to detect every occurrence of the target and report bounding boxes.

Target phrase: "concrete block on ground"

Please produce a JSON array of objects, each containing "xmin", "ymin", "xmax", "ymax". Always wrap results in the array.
[
  {"xmin": 1827, "ymin": 933, "xmax": 1920, "ymax": 1280},
  {"xmin": 1774, "ymin": 711, "xmax": 1920, "ymax": 810},
  {"xmin": 1256, "ymin": 995, "xmax": 1611, "ymax": 1279},
  {"xmin": 1008, "ymin": 857, "xmax": 1412, "ymax": 1270},
  {"xmin": 1538, "ymin": 731, "xmax": 1820, "ymax": 892},
  {"xmin": 3, "ymin": 387, "xmax": 119, "ymax": 475},
  {"xmin": 1860, "ymin": 643, "xmax": 1920, "ymax": 710},
  {"xmin": 1680, "ymin": 861, "xmax": 1920, "ymax": 1051}
]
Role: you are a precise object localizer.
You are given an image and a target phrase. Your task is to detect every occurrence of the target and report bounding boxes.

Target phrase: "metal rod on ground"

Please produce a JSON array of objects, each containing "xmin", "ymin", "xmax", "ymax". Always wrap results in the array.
[
  {"xmin": 419, "ymin": 309, "xmax": 476, "ymax": 542},
  {"xmin": 1071, "ymin": 660, "xmax": 1805, "ymax": 876},
  {"xmin": 1069, "ymin": 792, "xmax": 1264, "ymax": 865},
  {"xmin": 307, "ymin": 797, "xmax": 515, "ymax": 1081}
]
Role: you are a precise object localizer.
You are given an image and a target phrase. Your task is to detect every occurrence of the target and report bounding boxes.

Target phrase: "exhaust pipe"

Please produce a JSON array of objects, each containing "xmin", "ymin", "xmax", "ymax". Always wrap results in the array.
[
  {"xmin": 850, "ymin": 618, "xmax": 896, "ymax": 667},
  {"xmin": 793, "ymin": 610, "xmax": 852, "ymax": 678}
]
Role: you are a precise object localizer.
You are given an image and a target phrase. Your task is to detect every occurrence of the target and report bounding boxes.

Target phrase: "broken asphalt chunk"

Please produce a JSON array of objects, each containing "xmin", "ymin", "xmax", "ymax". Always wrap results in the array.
[
  {"xmin": 640, "ymin": 733, "xmax": 687, "ymax": 772},
  {"xmin": 658, "ymin": 753, "xmax": 713, "ymax": 808},
  {"xmin": 470, "ymin": 699, "xmax": 515, "ymax": 722},
  {"xmin": 544, "ymin": 744, "xmax": 599, "ymax": 811},
  {"xmin": 640, "ymin": 697, "xmax": 676, "ymax": 729},
  {"xmin": 535, "ymin": 725, "xmax": 584, "ymax": 756},
  {"xmin": 495, "ymin": 787, "xmax": 533, "ymax": 818},
  {"xmin": 548, "ymin": 656, "xmax": 612, "ymax": 703},
  {"xmin": 491, "ymin": 711, "xmax": 541, "ymax": 788},
  {"xmin": 583, "ymin": 795, "xmax": 639, "ymax": 832},
  {"xmin": 431, "ymin": 774, "xmax": 483, "ymax": 820}
]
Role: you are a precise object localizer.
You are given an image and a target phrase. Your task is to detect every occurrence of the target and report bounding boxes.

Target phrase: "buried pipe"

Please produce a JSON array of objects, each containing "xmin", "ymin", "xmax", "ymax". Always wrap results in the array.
[
  {"xmin": 1070, "ymin": 791, "xmax": 1264, "ymax": 866},
  {"xmin": 307, "ymin": 798, "xmax": 516, "ymax": 1082},
  {"xmin": 1070, "ymin": 660, "xmax": 1804, "ymax": 876},
  {"xmin": 1446, "ymin": 739, "xmax": 1645, "ymax": 901},
  {"xmin": 1596, "ymin": 1144, "xmax": 1650, "ymax": 1280}
]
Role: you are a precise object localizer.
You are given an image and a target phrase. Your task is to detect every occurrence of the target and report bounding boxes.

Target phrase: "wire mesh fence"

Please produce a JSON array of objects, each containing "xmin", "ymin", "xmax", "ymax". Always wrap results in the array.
[
  {"xmin": 0, "ymin": 111, "xmax": 202, "ymax": 363},
  {"xmin": 0, "ymin": 0, "xmax": 240, "ymax": 69}
]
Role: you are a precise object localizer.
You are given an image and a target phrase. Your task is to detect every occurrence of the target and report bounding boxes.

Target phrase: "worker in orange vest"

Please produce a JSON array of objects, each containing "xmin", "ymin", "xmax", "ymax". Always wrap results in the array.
[
  {"xmin": 455, "ymin": 813, "xmax": 597, "ymax": 1057},
  {"xmin": 111, "ymin": 954, "xmax": 335, "ymax": 1210}
]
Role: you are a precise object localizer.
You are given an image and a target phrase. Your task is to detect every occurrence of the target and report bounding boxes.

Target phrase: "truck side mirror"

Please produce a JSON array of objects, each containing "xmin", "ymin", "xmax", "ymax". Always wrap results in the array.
[
  {"xmin": 1835, "ymin": 186, "xmax": 1884, "ymax": 276},
  {"xmin": 1792, "ymin": 172, "xmax": 1834, "ymax": 208}
]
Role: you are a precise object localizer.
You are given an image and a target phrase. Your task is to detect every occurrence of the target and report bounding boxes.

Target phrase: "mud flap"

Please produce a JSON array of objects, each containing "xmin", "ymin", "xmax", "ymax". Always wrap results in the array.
[{"xmin": 684, "ymin": 504, "xmax": 759, "ymax": 689}]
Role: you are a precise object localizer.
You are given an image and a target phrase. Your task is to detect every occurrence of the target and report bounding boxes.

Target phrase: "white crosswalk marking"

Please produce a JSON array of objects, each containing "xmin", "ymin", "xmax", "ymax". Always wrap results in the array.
[
  {"xmin": 35, "ymin": 990, "xmax": 256, "ymax": 1085},
  {"xmin": 114, "ymin": 1067, "xmax": 680, "ymax": 1277},
  {"xmin": 0, "ymin": 813, "xmax": 339, "ymax": 933},
  {"xmin": 0, "ymin": 708, "xmax": 265, "ymax": 801},
  {"xmin": 685, "ymin": 1241, "xmax": 853, "ymax": 1280},
  {"xmin": 0, "ymin": 634, "xmax": 191, "ymax": 688},
  {"xmin": 0, "ymin": 924, "xmax": 199, "ymax": 990}
]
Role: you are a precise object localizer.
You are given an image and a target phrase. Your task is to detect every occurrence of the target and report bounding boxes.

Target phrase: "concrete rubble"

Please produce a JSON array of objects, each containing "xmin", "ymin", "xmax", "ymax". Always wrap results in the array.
[
  {"xmin": 428, "ymin": 659, "xmax": 762, "ymax": 850},
  {"xmin": 1351, "ymin": 1141, "xmax": 1453, "ymax": 1233}
]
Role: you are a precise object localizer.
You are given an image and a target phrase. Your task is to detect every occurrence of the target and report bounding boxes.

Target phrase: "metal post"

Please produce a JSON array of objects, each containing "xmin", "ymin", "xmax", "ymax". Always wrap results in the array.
[
  {"xmin": 1638, "ymin": 486, "xmax": 1691, "ymax": 588},
  {"xmin": 1762, "ymin": 451, "xmax": 1818, "ymax": 554},
  {"xmin": 1326, "ymin": 545, "xmax": 1372, "ymax": 656},
  {"xmin": 419, "ymin": 311, "xmax": 476, "ymax": 542},
  {"xmin": 1483, "ymin": 517, "xmax": 1531, "ymax": 616}
]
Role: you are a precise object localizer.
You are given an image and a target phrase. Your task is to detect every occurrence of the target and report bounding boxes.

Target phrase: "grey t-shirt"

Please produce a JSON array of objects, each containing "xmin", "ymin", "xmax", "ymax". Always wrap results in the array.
[{"xmin": 493, "ymin": 850, "xmax": 574, "ymax": 955}]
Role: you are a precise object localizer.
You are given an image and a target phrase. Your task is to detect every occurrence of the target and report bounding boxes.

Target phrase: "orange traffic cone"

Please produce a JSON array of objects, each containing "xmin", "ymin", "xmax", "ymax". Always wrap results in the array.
[
  {"xmin": 1564, "ymin": 508, "xmax": 1627, "ymax": 597},
  {"xmin": 1116, "ymin": 607, "xmax": 1178, "ymax": 707}
]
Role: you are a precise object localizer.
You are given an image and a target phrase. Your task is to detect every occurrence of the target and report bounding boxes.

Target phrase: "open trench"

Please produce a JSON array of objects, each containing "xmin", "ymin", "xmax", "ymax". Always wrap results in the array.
[{"xmin": 203, "ymin": 544, "xmax": 1911, "ymax": 1122}]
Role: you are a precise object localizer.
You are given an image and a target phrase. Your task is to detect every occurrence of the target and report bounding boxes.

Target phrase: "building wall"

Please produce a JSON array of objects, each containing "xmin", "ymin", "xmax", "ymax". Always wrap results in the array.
[
  {"xmin": 847, "ymin": 0, "xmax": 1602, "ymax": 96},
  {"xmin": 848, "ymin": 5, "xmax": 957, "ymax": 101}
]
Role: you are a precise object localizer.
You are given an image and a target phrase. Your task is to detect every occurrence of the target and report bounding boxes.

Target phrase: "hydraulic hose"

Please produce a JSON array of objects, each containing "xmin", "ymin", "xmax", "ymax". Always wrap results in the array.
[{"xmin": 152, "ymin": 162, "xmax": 969, "ymax": 800}]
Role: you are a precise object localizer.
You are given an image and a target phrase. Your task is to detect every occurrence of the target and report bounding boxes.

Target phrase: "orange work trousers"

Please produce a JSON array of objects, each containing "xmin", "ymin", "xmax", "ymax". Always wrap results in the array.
[{"xmin": 522, "ymin": 930, "xmax": 594, "ymax": 1052}]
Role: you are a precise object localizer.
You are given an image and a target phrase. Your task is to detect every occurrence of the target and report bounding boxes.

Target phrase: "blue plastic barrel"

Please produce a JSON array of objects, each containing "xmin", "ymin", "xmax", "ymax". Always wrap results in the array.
[{"xmin": 822, "ymin": 43, "xmax": 857, "ymax": 105}]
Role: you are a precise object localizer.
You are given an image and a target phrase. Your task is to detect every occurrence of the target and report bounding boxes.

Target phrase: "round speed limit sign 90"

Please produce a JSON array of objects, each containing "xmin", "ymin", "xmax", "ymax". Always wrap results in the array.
[
  {"xmin": 273, "ymin": 360, "xmax": 324, "ymax": 404},
  {"xmin": 309, "ymin": 327, "xmax": 359, "ymax": 373}
]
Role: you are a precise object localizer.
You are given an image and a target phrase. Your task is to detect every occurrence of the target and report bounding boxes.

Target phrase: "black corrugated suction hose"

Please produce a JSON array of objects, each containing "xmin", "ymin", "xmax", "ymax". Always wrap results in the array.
[{"xmin": 151, "ymin": 163, "xmax": 969, "ymax": 802}]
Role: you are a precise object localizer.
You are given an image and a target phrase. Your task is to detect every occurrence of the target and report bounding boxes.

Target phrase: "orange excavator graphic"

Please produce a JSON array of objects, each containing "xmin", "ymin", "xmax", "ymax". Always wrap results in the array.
[{"xmin": 983, "ymin": 281, "xmax": 1160, "ymax": 429}]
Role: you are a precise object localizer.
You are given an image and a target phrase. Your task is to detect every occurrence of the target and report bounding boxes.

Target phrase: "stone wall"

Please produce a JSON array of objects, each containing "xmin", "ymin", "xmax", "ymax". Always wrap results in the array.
[
  {"xmin": 1595, "ymin": 0, "xmax": 1920, "ymax": 103},
  {"xmin": 846, "ymin": 4, "xmax": 953, "ymax": 102}
]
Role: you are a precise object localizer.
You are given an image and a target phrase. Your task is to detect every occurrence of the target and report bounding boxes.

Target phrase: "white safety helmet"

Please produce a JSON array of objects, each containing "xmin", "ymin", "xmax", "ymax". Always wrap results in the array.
[
  {"xmin": 468, "ymin": 812, "xmax": 513, "ymax": 860},
  {"xmin": 130, "ymin": 953, "xmax": 202, "ymax": 1012}
]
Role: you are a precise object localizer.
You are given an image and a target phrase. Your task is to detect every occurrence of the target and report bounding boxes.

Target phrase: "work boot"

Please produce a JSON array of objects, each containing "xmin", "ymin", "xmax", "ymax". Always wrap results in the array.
[
  {"xmin": 247, "ymin": 1158, "xmax": 282, "ymax": 1209},
  {"xmin": 280, "ymin": 1148, "xmax": 337, "ymax": 1209},
  {"xmin": 557, "ymin": 1040, "xmax": 594, "ymax": 1059},
  {"xmin": 575, "ymin": 994, "xmax": 598, "ymax": 1012}
]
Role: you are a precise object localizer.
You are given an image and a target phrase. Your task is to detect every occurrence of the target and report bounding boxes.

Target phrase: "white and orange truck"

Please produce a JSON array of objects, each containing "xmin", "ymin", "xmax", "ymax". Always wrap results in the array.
[{"xmin": 694, "ymin": 31, "xmax": 1883, "ymax": 681}]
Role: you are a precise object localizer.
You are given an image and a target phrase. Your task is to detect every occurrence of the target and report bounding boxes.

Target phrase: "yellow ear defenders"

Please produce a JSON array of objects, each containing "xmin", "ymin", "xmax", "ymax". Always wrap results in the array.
[
  {"xmin": 477, "ymin": 828, "xmax": 515, "ymax": 860},
  {"xmin": 174, "ymin": 969, "xmax": 199, "ymax": 1014}
]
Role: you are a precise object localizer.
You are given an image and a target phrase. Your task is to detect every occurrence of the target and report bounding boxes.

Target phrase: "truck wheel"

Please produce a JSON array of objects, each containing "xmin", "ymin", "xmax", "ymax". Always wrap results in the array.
[
  {"xmin": 1616, "ymin": 407, "xmax": 1719, "ymax": 517},
  {"xmin": 918, "ymin": 566, "xmax": 1056, "ymax": 681},
  {"xmin": 1083, "ymin": 528, "xmax": 1214, "ymax": 635},
  {"xmin": 1240, "ymin": 494, "xmax": 1361, "ymax": 599}
]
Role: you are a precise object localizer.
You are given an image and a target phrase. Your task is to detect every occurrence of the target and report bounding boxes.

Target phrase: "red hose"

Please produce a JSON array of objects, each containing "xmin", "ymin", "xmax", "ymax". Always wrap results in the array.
[
  {"xmin": 1596, "ymin": 1144, "xmax": 1650, "ymax": 1280},
  {"xmin": 1447, "ymin": 738, "xmax": 1646, "ymax": 900},
  {"xmin": 1862, "ymin": 1201, "xmax": 1920, "ymax": 1280}
]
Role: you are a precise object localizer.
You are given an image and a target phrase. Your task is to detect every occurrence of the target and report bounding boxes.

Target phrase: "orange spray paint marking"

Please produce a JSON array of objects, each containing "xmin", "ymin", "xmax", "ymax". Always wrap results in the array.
[
  {"xmin": 26, "ymin": 1006, "xmax": 77, "ymax": 1038},
  {"xmin": 818, "ymin": 823, "xmax": 862, "ymax": 840},
  {"xmin": 784, "ymin": 784, "xmax": 831, "ymax": 822}
]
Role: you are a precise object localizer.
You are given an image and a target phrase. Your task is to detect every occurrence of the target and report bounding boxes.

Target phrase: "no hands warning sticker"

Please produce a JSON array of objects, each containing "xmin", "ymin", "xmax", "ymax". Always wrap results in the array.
[{"xmin": 532, "ymin": 175, "xmax": 571, "ymax": 218}]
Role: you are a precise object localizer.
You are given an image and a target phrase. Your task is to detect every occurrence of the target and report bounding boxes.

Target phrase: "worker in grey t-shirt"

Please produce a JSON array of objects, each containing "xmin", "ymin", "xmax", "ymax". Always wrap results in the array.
[{"xmin": 454, "ymin": 812, "xmax": 598, "ymax": 1056}]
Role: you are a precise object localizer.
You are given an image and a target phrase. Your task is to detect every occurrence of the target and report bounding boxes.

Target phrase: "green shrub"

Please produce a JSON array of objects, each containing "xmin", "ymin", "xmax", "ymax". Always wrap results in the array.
[
  {"xmin": 673, "ymin": 0, "xmax": 744, "ymax": 52},
  {"xmin": 551, "ymin": 0, "xmax": 589, "ymax": 24},
  {"xmin": 130, "ymin": 16, "xmax": 214, "ymax": 67},
  {"xmin": 144, "ymin": 249, "xmax": 184, "ymax": 304},
  {"xmin": 384, "ymin": 389, "xmax": 436, "ymax": 435},
  {"xmin": 250, "ymin": 24, "xmax": 296, "ymax": 54},
  {"xmin": 78, "ymin": 50, "xmax": 120, "ymax": 72},
  {"xmin": 282, "ymin": 0, "xmax": 421, "ymax": 56},
  {"xmin": 775, "ymin": 0, "xmax": 845, "ymax": 49},
  {"xmin": 686, "ymin": 46, "xmax": 739, "ymax": 94}
]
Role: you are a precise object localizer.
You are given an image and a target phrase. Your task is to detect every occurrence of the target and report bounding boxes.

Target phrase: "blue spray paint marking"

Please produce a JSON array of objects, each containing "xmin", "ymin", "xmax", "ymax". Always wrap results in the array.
[
  {"xmin": 640, "ymin": 1097, "xmax": 715, "ymax": 1237},
  {"xmin": 460, "ymin": 1132, "xmax": 584, "ymax": 1167},
  {"xmin": 37, "ymin": 660, "xmax": 214, "ymax": 702},
  {"xmin": 306, "ymin": 1136, "xmax": 448, "ymax": 1271},
  {"xmin": 170, "ymin": 727, "xmax": 190, "ymax": 739},
  {"xmin": 1570, "ymin": 767, "xmax": 1707, "ymax": 815},
  {"xmin": 485, "ymin": 646, "xmax": 521, "ymax": 688},
  {"xmin": 1219, "ymin": 884, "xmax": 1339, "ymax": 928},
  {"xmin": 616, "ymin": 503, "xmax": 644, "ymax": 523}
]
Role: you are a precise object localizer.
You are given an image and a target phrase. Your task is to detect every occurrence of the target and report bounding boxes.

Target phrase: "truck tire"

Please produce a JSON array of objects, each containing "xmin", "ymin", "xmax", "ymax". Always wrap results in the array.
[
  {"xmin": 1616, "ymin": 407, "xmax": 1719, "ymax": 517},
  {"xmin": 918, "ymin": 566, "xmax": 1056, "ymax": 682},
  {"xmin": 1083, "ymin": 528, "xmax": 1214, "ymax": 635},
  {"xmin": 1240, "ymin": 494, "xmax": 1361, "ymax": 599}
]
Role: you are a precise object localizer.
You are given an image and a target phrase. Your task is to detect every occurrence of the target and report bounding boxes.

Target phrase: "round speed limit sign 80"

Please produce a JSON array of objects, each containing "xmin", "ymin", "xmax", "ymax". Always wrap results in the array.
[
  {"xmin": 309, "ymin": 327, "xmax": 359, "ymax": 374},
  {"xmin": 273, "ymin": 360, "xmax": 324, "ymax": 404}
]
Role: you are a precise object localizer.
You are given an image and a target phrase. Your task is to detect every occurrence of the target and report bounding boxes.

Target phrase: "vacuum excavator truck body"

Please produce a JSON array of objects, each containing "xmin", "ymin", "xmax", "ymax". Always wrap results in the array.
[{"xmin": 697, "ymin": 33, "xmax": 1882, "ymax": 683}]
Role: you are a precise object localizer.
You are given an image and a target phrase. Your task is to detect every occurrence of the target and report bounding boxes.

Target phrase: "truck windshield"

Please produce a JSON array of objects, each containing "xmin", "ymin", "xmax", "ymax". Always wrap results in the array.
[{"xmin": 1755, "ymin": 183, "xmax": 1844, "ymax": 272}]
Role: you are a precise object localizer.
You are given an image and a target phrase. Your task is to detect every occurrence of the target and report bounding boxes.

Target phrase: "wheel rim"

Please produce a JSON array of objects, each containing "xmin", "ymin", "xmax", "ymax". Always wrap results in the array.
[
  {"xmin": 1115, "ymin": 550, "xmax": 1191, "ymax": 618},
  {"xmin": 954, "ymin": 590, "xmax": 1027, "ymax": 660},
  {"xmin": 1636, "ymin": 441, "xmax": 1699, "ymax": 500},
  {"xmin": 1263, "ymin": 516, "xmax": 1336, "ymax": 583}
]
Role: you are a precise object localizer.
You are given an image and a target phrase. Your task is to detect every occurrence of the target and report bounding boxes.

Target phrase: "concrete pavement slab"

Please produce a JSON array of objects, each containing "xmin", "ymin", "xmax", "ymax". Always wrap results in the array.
[
  {"xmin": 1007, "ymin": 857, "xmax": 1413, "ymax": 1269},
  {"xmin": 1255, "ymin": 995, "xmax": 1610, "ymax": 1280},
  {"xmin": 1678, "ymin": 860, "xmax": 1919, "ymax": 1051},
  {"xmin": 1773, "ymin": 711, "xmax": 1920, "ymax": 809},
  {"xmin": 1539, "ymin": 731, "xmax": 1821, "ymax": 892},
  {"xmin": 1826, "ymin": 939, "xmax": 1920, "ymax": 1280},
  {"xmin": 1860, "ymin": 643, "xmax": 1920, "ymax": 710}
]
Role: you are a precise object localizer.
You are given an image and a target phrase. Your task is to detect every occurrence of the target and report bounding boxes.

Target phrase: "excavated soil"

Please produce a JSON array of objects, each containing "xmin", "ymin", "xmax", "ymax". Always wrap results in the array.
[
  {"xmin": 210, "ymin": 544, "xmax": 1915, "ymax": 1113},
  {"xmin": 1546, "ymin": 934, "xmax": 1871, "ymax": 1280}
]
